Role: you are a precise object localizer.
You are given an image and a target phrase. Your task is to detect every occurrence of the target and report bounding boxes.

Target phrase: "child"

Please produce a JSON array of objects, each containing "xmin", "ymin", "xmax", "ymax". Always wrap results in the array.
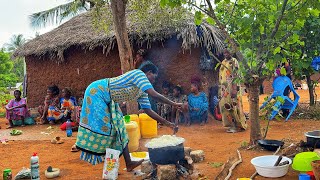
[
  {"xmin": 209, "ymin": 85, "xmax": 221, "ymax": 120},
  {"xmin": 187, "ymin": 76, "xmax": 208, "ymax": 126},
  {"xmin": 157, "ymin": 81, "xmax": 172, "ymax": 120},
  {"xmin": 171, "ymin": 85, "xmax": 189, "ymax": 125},
  {"xmin": 59, "ymin": 87, "xmax": 78, "ymax": 130}
]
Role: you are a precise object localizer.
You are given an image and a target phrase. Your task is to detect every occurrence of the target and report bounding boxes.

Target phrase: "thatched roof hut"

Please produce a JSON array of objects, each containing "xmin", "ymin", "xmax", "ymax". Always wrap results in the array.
[
  {"xmin": 14, "ymin": 6, "xmax": 225, "ymax": 108},
  {"xmin": 14, "ymin": 7, "xmax": 225, "ymax": 61}
]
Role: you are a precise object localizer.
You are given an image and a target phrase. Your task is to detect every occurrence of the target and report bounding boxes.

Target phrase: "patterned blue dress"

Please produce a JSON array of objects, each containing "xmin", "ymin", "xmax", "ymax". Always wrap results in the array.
[
  {"xmin": 75, "ymin": 69, "xmax": 153, "ymax": 165},
  {"xmin": 188, "ymin": 92, "xmax": 209, "ymax": 123}
]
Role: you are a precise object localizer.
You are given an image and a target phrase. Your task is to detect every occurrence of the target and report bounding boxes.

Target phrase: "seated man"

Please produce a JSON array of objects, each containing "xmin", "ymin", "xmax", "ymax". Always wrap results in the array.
[{"xmin": 5, "ymin": 90, "xmax": 29, "ymax": 128}]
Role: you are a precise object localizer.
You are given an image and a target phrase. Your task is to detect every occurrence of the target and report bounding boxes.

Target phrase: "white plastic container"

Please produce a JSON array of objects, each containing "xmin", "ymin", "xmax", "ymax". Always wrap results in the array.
[
  {"xmin": 251, "ymin": 155, "xmax": 292, "ymax": 178},
  {"xmin": 31, "ymin": 153, "xmax": 40, "ymax": 180}
]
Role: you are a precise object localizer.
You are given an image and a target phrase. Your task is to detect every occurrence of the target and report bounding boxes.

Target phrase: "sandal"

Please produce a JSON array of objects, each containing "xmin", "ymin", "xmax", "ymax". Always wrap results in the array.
[
  {"xmin": 51, "ymin": 136, "xmax": 64, "ymax": 144},
  {"xmin": 71, "ymin": 144, "xmax": 80, "ymax": 152},
  {"xmin": 6, "ymin": 126, "xmax": 13, "ymax": 129}
]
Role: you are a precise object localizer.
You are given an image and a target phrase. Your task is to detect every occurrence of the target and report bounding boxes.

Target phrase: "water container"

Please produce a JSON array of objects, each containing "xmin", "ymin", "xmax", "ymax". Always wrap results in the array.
[
  {"xmin": 66, "ymin": 120, "xmax": 72, "ymax": 137},
  {"xmin": 124, "ymin": 121, "xmax": 139, "ymax": 152},
  {"xmin": 139, "ymin": 113, "xmax": 157, "ymax": 138},
  {"xmin": 129, "ymin": 114, "xmax": 140, "ymax": 139},
  {"xmin": 31, "ymin": 153, "xmax": 40, "ymax": 180}
]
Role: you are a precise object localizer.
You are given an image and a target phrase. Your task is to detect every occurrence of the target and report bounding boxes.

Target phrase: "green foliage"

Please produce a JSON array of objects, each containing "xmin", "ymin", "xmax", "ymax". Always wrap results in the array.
[
  {"xmin": 161, "ymin": 0, "xmax": 320, "ymax": 87},
  {"xmin": 0, "ymin": 50, "xmax": 17, "ymax": 88},
  {"xmin": 208, "ymin": 162, "xmax": 224, "ymax": 168},
  {"xmin": 0, "ymin": 92, "xmax": 13, "ymax": 107},
  {"xmin": 92, "ymin": 0, "xmax": 190, "ymax": 38}
]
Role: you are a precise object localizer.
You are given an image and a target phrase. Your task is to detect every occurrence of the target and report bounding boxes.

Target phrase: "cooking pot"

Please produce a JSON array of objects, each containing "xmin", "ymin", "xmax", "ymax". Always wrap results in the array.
[
  {"xmin": 257, "ymin": 139, "xmax": 284, "ymax": 151},
  {"xmin": 148, "ymin": 143, "xmax": 185, "ymax": 165},
  {"xmin": 305, "ymin": 130, "xmax": 320, "ymax": 148}
]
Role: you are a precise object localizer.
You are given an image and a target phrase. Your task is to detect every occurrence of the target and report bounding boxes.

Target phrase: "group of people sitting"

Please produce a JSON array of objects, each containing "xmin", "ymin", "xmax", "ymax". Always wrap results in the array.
[
  {"xmin": 157, "ymin": 77, "xmax": 209, "ymax": 126},
  {"xmin": 4, "ymin": 86, "xmax": 82, "ymax": 130}
]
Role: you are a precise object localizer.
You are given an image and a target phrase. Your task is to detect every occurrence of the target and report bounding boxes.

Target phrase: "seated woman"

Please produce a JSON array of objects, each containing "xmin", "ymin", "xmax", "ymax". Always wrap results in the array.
[
  {"xmin": 5, "ymin": 90, "xmax": 29, "ymax": 128},
  {"xmin": 38, "ymin": 85, "xmax": 63, "ymax": 125},
  {"xmin": 171, "ymin": 85, "xmax": 189, "ymax": 125},
  {"xmin": 157, "ymin": 81, "xmax": 172, "ymax": 120},
  {"xmin": 187, "ymin": 76, "xmax": 208, "ymax": 126},
  {"xmin": 60, "ymin": 87, "xmax": 79, "ymax": 130}
]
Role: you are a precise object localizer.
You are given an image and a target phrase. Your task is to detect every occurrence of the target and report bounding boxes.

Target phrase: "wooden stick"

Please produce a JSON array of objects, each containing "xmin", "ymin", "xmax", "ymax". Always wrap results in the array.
[{"xmin": 224, "ymin": 150, "xmax": 242, "ymax": 180}]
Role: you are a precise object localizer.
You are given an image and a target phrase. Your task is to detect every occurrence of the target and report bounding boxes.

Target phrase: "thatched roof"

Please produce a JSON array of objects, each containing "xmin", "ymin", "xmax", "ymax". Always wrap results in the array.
[{"xmin": 14, "ymin": 8, "xmax": 225, "ymax": 62}]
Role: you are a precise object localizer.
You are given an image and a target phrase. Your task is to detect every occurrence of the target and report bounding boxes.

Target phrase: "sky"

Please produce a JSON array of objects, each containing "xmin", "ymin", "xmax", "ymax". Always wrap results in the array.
[{"xmin": 0, "ymin": 0, "xmax": 69, "ymax": 48}]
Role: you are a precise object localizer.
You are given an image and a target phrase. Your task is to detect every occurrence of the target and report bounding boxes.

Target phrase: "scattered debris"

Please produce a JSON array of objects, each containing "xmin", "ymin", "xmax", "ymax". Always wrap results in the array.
[
  {"xmin": 190, "ymin": 150, "xmax": 205, "ymax": 163},
  {"xmin": 14, "ymin": 167, "xmax": 31, "ymax": 179},
  {"xmin": 208, "ymin": 162, "xmax": 224, "ymax": 168}
]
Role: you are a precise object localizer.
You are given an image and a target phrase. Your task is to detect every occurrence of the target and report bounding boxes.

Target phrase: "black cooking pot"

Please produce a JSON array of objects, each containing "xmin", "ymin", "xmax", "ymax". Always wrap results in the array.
[
  {"xmin": 257, "ymin": 139, "xmax": 284, "ymax": 151},
  {"xmin": 148, "ymin": 143, "xmax": 185, "ymax": 165},
  {"xmin": 305, "ymin": 130, "xmax": 320, "ymax": 148}
]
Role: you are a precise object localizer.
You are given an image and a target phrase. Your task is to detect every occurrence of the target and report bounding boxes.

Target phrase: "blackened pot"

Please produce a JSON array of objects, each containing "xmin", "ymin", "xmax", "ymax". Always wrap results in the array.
[
  {"xmin": 148, "ymin": 143, "xmax": 185, "ymax": 165},
  {"xmin": 305, "ymin": 130, "xmax": 320, "ymax": 148}
]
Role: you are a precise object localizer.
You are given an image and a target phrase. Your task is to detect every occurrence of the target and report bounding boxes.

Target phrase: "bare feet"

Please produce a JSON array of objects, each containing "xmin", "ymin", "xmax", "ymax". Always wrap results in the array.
[
  {"xmin": 186, "ymin": 122, "xmax": 191, "ymax": 126},
  {"xmin": 126, "ymin": 159, "xmax": 144, "ymax": 172},
  {"xmin": 21, "ymin": 124, "xmax": 25, "ymax": 127},
  {"xmin": 49, "ymin": 121, "xmax": 55, "ymax": 125},
  {"xmin": 6, "ymin": 126, "xmax": 13, "ymax": 129},
  {"xmin": 200, "ymin": 121, "xmax": 205, "ymax": 126}
]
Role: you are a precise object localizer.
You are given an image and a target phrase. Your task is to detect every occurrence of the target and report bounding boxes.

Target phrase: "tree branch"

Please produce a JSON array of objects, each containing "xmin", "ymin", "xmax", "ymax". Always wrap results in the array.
[
  {"xmin": 226, "ymin": 0, "xmax": 238, "ymax": 25},
  {"xmin": 189, "ymin": 2, "xmax": 209, "ymax": 15},
  {"xmin": 270, "ymin": 0, "xmax": 289, "ymax": 39}
]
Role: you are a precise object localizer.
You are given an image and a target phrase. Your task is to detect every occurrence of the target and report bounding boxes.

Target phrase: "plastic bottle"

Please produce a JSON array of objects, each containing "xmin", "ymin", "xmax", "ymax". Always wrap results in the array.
[
  {"xmin": 66, "ymin": 119, "xmax": 72, "ymax": 137},
  {"xmin": 31, "ymin": 153, "xmax": 40, "ymax": 180}
]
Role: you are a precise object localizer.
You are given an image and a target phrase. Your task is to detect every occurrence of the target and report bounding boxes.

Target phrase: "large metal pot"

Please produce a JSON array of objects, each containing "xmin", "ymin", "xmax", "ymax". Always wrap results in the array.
[
  {"xmin": 148, "ymin": 143, "xmax": 185, "ymax": 165},
  {"xmin": 305, "ymin": 130, "xmax": 320, "ymax": 148}
]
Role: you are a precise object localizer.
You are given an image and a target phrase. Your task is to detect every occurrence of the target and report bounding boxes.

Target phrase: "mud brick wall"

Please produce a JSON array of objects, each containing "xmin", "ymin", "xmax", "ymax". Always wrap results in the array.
[{"xmin": 25, "ymin": 42, "xmax": 219, "ymax": 108}]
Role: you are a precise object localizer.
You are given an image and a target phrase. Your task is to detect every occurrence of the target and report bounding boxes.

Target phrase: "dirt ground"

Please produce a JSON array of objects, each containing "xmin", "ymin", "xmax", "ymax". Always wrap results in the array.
[{"xmin": 0, "ymin": 89, "xmax": 319, "ymax": 179}]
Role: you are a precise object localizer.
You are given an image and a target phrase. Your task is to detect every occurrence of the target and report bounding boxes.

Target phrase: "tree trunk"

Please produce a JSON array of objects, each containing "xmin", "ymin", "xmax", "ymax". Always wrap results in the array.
[
  {"xmin": 110, "ymin": 0, "xmax": 138, "ymax": 114},
  {"xmin": 247, "ymin": 84, "xmax": 262, "ymax": 144},
  {"xmin": 110, "ymin": 0, "xmax": 133, "ymax": 73},
  {"xmin": 306, "ymin": 75, "xmax": 315, "ymax": 106}
]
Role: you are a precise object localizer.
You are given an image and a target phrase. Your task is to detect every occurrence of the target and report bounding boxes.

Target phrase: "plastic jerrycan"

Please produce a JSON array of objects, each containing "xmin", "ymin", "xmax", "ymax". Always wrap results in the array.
[
  {"xmin": 129, "ymin": 114, "xmax": 141, "ymax": 139},
  {"xmin": 124, "ymin": 116, "xmax": 139, "ymax": 152},
  {"xmin": 139, "ymin": 113, "xmax": 157, "ymax": 138}
]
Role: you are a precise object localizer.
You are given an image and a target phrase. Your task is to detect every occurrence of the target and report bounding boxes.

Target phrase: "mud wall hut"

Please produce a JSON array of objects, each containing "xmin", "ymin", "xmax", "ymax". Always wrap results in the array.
[{"xmin": 14, "ymin": 8, "xmax": 225, "ymax": 108}]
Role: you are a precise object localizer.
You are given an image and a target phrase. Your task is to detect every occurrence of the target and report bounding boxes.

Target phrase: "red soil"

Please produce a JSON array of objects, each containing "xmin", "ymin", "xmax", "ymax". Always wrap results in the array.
[{"xmin": 0, "ymin": 89, "xmax": 319, "ymax": 179}]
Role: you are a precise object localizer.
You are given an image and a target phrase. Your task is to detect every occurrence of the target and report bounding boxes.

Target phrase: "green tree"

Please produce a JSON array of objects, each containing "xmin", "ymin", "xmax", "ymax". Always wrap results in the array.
[
  {"xmin": 0, "ymin": 50, "xmax": 18, "ymax": 90},
  {"xmin": 3, "ymin": 34, "xmax": 27, "ymax": 81},
  {"xmin": 30, "ymin": 0, "xmax": 100, "ymax": 28},
  {"xmin": 3, "ymin": 34, "xmax": 26, "ymax": 52},
  {"xmin": 289, "ymin": 16, "xmax": 320, "ymax": 106},
  {"xmin": 161, "ymin": 0, "xmax": 320, "ymax": 143}
]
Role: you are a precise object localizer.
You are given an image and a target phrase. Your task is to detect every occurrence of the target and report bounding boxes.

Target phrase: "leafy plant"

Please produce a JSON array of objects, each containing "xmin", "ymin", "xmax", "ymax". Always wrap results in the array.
[
  {"xmin": 208, "ymin": 162, "xmax": 224, "ymax": 168},
  {"xmin": 260, "ymin": 96, "xmax": 284, "ymax": 139}
]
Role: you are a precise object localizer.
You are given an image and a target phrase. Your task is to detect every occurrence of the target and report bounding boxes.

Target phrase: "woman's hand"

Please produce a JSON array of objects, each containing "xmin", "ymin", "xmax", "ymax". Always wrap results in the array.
[
  {"xmin": 172, "ymin": 103, "xmax": 183, "ymax": 111},
  {"xmin": 168, "ymin": 122, "xmax": 179, "ymax": 134}
]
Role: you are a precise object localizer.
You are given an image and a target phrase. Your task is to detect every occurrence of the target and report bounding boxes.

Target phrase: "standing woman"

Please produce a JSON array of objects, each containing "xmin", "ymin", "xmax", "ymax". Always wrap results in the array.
[
  {"xmin": 219, "ymin": 49, "xmax": 247, "ymax": 133},
  {"xmin": 75, "ymin": 63, "xmax": 181, "ymax": 171},
  {"xmin": 5, "ymin": 90, "xmax": 29, "ymax": 128}
]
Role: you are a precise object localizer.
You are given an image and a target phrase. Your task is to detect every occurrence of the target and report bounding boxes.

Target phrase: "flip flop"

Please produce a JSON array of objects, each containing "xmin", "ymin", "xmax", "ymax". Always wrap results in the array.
[
  {"xmin": 71, "ymin": 145, "xmax": 80, "ymax": 152},
  {"xmin": 51, "ymin": 136, "xmax": 64, "ymax": 144}
]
